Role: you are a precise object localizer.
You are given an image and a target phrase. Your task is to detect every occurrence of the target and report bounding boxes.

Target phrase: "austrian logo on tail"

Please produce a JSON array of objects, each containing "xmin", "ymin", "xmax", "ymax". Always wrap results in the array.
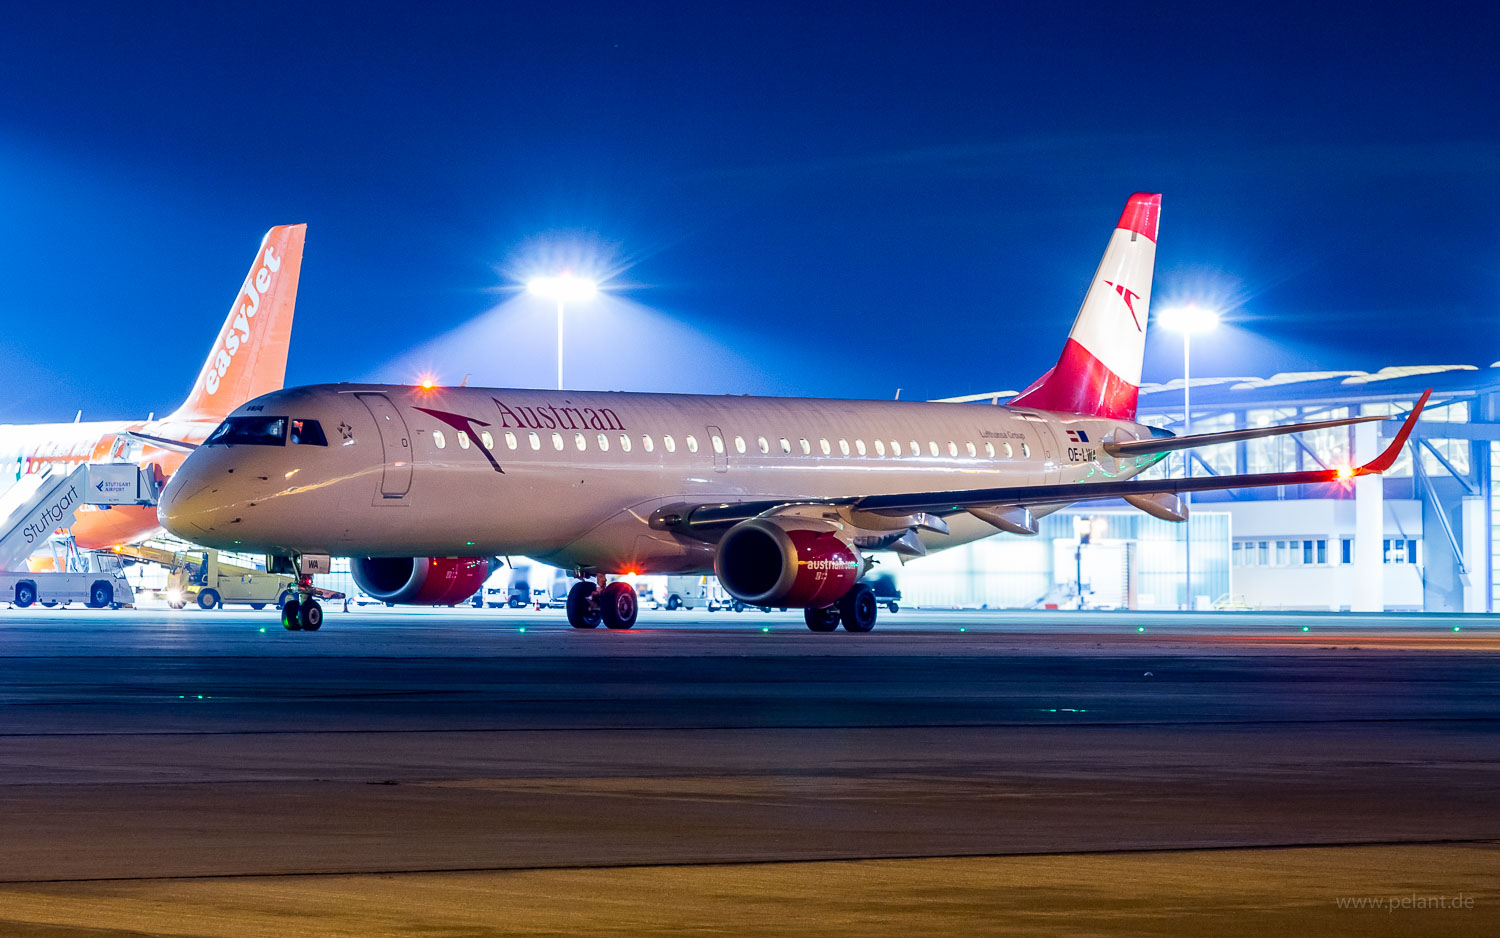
[{"xmin": 1102, "ymin": 280, "xmax": 1142, "ymax": 332}]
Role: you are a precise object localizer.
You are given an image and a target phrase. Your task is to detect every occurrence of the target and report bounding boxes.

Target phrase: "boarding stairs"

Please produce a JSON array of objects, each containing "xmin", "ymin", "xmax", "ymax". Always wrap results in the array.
[{"xmin": 0, "ymin": 463, "xmax": 161, "ymax": 571}]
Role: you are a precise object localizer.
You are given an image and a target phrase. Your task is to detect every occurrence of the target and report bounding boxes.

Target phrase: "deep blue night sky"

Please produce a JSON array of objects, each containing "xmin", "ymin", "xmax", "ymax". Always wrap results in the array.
[{"xmin": 2, "ymin": 2, "xmax": 1496, "ymax": 422}]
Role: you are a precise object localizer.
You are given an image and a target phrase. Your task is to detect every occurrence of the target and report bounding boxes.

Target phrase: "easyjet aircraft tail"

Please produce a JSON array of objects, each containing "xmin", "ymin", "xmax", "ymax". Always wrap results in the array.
[
  {"xmin": 167, "ymin": 224, "xmax": 306, "ymax": 423},
  {"xmin": 1010, "ymin": 192, "xmax": 1159, "ymax": 420}
]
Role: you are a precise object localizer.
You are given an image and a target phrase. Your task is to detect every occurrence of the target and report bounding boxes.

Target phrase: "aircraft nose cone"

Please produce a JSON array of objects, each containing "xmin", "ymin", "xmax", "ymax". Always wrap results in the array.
[{"xmin": 157, "ymin": 466, "xmax": 227, "ymax": 541}]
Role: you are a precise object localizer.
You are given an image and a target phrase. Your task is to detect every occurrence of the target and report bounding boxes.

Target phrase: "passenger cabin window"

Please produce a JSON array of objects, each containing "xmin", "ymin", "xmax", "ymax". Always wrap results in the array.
[
  {"xmin": 528, "ymin": 432, "xmax": 541, "ymax": 450},
  {"xmin": 947, "ymin": 441, "xmax": 957, "ymax": 457},
  {"xmin": 1002, "ymin": 441, "xmax": 1013, "ymax": 458},
  {"xmin": 575, "ymin": 432, "xmax": 587, "ymax": 451},
  {"xmin": 457, "ymin": 431, "xmax": 471, "ymax": 450},
  {"xmin": 433, "ymin": 430, "xmax": 447, "ymax": 449},
  {"xmin": 735, "ymin": 436, "xmax": 747, "ymax": 454},
  {"xmin": 855, "ymin": 440, "xmax": 866, "ymax": 456},
  {"xmin": 711, "ymin": 435, "xmax": 724, "ymax": 454},
  {"xmin": 597, "ymin": 433, "xmax": 610, "ymax": 452},
  {"xmin": 642, "ymin": 435, "xmax": 655, "ymax": 453},
  {"xmin": 480, "ymin": 431, "xmax": 494, "ymax": 450},
  {"xmin": 839, "ymin": 439, "xmax": 850, "ymax": 456},
  {"xmin": 875, "ymin": 440, "xmax": 886, "ymax": 456},
  {"xmin": 686, "ymin": 435, "xmax": 699, "ymax": 453},
  {"xmin": 205, "ymin": 416, "xmax": 288, "ymax": 446},
  {"xmin": 505, "ymin": 431, "xmax": 518, "ymax": 450},
  {"xmin": 552, "ymin": 432, "xmax": 564, "ymax": 451},
  {"xmin": 664, "ymin": 435, "xmax": 677, "ymax": 453},
  {"xmin": 928, "ymin": 441, "xmax": 939, "ymax": 457},
  {"xmin": 819, "ymin": 439, "xmax": 831, "ymax": 456},
  {"xmin": 620, "ymin": 434, "xmax": 632, "ymax": 452},
  {"xmin": 908, "ymin": 440, "xmax": 919, "ymax": 457},
  {"xmin": 1021, "ymin": 442, "xmax": 1031, "ymax": 458},
  {"xmin": 984, "ymin": 442, "xmax": 995, "ymax": 458},
  {"xmin": 965, "ymin": 441, "xmax": 977, "ymax": 458},
  {"xmin": 758, "ymin": 437, "xmax": 770, "ymax": 454}
]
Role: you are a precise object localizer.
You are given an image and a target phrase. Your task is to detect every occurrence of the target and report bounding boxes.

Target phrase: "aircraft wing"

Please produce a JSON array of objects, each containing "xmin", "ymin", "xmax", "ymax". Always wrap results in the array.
[
  {"xmin": 125, "ymin": 431, "xmax": 199, "ymax": 452},
  {"xmin": 1101, "ymin": 412, "xmax": 1400, "ymax": 458},
  {"xmin": 654, "ymin": 390, "xmax": 1428, "ymax": 536}
]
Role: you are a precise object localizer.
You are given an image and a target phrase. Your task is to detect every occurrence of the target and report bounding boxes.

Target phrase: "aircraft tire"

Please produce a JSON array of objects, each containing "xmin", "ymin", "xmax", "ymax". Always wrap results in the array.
[
  {"xmin": 566, "ymin": 582, "xmax": 602, "ymax": 629},
  {"xmin": 299, "ymin": 600, "xmax": 323, "ymax": 631},
  {"xmin": 839, "ymin": 583, "xmax": 878, "ymax": 632},
  {"xmin": 804, "ymin": 606, "xmax": 840, "ymax": 632},
  {"xmin": 600, "ymin": 582, "xmax": 638, "ymax": 630},
  {"xmin": 281, "ymin": 599, "xmax": 303, "ymax": 630}
]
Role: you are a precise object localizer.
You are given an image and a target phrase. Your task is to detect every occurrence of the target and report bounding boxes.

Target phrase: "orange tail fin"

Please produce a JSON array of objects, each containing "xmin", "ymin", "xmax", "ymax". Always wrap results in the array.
[{"xmin": 169, "ymin": 224, "xmax": 306, "ymax": 422}]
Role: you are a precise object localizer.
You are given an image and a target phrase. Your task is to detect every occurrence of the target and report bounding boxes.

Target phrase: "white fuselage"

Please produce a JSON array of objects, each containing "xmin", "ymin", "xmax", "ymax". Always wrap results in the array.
[{"xmin": 159, "ymin": 383, "xmax": 1161, "ymax": 573}]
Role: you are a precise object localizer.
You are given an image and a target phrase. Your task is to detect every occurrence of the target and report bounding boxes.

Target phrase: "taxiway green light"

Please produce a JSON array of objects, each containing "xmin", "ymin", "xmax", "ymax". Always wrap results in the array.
[
  {"xmin": 1137, "ymin": 626, "xmax": 1145, "ymax": 633},
  {"xmin": 518, "ymin": 627, "xmax": 526, "ymax": 633},
  {"xmin": 761, "ymin": 627, "xmax": 770, "ymax": 632},
  {"xmin": 1454, "ymin": 626, "xmax": 1462, "ymax": 632},
  {"xmin": 258, "ymin": 627, "xmax": 266, "ymax": 633},
  {"xmin": 1302, "ymin": 626, "xmax": 1310, "ymax": 632}
]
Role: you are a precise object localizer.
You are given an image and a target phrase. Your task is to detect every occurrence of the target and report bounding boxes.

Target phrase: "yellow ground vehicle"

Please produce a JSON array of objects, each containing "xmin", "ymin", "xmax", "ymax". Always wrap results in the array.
[
  {"xmin": 167, "ymin": 549, "xmax": 299, "ymax": 610},
  {"xmin": 115, "ymin": 545, "xmax": 310, "ymax": 611}
]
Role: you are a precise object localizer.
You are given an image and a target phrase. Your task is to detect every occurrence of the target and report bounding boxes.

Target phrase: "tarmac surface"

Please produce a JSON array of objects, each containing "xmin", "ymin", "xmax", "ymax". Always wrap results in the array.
[{"xmin": 0, "ymin": 604, "xmax": 1495, "ymax": 935}]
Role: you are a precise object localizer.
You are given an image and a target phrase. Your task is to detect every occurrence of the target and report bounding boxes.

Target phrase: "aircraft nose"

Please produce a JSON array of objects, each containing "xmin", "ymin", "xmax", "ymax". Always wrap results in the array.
[{"xmin": 157, "ymin": 461, "xmax": 233, "ymax": 542}]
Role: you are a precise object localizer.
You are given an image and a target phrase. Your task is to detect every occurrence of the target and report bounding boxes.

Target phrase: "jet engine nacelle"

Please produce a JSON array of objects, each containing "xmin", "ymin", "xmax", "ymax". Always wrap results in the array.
[
  {"xmin": 714, "ymin": 517, "xmax": 861, "ymax": 608},
  {"xmin": 350, "ymin": 556, "xmax": 492, "ymax": 606}
]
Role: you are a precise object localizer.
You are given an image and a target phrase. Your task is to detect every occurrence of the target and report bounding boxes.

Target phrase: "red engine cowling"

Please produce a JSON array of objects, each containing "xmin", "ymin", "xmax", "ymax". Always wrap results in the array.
[
  {"xmin": 714, "ymin": 518, "xmax": 861, "ymax": 608},
  {"xmin": 350, "ymin": 556, "xmax": 491, "ymax": 606}
]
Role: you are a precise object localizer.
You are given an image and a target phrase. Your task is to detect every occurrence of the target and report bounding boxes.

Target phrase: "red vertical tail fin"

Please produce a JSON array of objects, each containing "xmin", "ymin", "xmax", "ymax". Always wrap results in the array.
[{"xmin": 1010, "ymin": 193, "xmax": 1159, "ymax": 419}]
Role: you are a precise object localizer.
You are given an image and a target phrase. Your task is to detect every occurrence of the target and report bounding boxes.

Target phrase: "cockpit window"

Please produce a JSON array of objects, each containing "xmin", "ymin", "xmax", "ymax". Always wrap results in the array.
[
  {"xmin": 205, "ymin": 416, "xmax": 288, "ymax": 446},
  {"xmin": 290, "ymin": 419, "xmax": 328, "ymax": 446}
]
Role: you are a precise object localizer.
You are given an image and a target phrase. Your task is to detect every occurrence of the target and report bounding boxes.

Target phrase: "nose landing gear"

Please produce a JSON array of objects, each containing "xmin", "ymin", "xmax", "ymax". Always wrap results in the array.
[{"xmin": 279, "ymin": 569, "xmax": 324, "ymax": 631}]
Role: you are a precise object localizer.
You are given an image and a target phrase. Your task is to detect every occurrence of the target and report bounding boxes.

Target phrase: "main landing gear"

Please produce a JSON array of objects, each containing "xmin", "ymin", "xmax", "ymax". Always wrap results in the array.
[
  {"xmin": 566, "ymin": 576, "xmax": 638, "ymax": 630},
  {"xmin": 803, "ymin": 582, "xmax": 879, "ymax": 633}
]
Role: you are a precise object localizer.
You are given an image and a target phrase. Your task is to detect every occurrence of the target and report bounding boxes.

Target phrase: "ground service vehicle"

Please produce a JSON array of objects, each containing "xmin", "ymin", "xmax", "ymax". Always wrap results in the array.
[{"xmin": 2, "ymin": 550, "xmax": 134, "ymax": 609}]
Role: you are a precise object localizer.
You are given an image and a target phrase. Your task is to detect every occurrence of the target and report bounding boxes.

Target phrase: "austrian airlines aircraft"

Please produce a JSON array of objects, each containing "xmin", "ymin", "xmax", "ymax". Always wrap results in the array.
[
  {"xmin": 158, "ymin": 196, "xmax": 1425, "ymax": 632},
  {"xmin": 1, "ymin": 224, "xmax": 305, "ymax": 554}
]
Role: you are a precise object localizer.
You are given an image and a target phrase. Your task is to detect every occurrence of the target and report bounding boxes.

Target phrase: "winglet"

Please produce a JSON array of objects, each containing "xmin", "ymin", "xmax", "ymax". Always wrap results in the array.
[{"xmin": 1358, "ymin": 389, "xmax": 1430, "ymax": 475}]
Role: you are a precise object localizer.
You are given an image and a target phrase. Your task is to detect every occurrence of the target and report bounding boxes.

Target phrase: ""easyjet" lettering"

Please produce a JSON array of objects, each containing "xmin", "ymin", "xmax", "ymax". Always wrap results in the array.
[{"xmin": 205, "ymin": 244, "xmax": 282, "ymax": 395}]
